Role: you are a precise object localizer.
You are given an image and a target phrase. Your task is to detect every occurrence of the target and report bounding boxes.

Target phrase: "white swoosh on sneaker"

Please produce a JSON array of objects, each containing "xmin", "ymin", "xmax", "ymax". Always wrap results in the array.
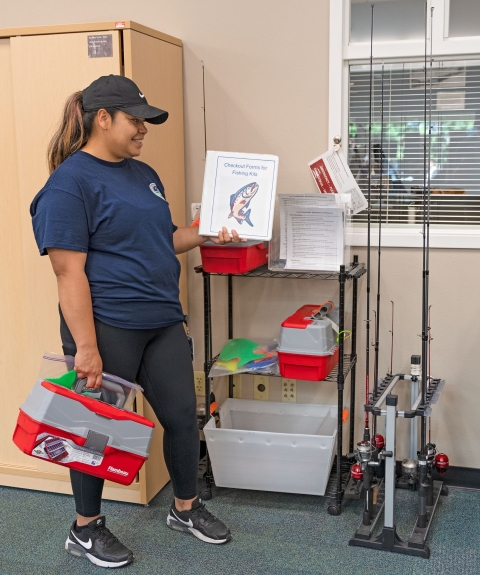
[
  {"xmin": 71, "ymin": 530, "xmax": 93, "ymax": 549},
  {"xmin": 171, "ymin": 510, "xmax": 193, "ymax": 528}
]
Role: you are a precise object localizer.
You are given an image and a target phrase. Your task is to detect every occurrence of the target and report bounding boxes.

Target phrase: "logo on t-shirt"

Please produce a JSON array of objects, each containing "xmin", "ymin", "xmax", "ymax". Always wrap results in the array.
[{"xmin": 150, "ymin": 183, "xmax": 165, "ymax": 200}]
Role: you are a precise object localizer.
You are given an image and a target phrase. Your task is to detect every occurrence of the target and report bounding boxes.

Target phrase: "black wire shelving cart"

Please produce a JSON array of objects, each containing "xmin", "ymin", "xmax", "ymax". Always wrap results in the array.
[{"xmin": 195, "ymin": 254, "xmax": 366, "ymax": 515}]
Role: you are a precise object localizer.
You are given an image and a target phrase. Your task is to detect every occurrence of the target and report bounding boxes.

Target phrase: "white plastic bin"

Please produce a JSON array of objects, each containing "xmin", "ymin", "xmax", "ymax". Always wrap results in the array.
[{"xmin": 203, "ymin": 399, "xmax": 337, "ymax": 496}]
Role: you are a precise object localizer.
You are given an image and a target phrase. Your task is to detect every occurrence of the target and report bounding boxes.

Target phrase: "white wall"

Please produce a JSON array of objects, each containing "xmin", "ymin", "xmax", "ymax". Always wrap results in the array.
[{"xmin": 3, "ymin": 0, "xmax": 479, "ymax": 468}]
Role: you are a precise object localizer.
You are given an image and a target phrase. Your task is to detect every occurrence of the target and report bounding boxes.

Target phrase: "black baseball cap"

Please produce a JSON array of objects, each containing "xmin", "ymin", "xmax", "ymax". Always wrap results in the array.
[{"xmin": 82, "ymin": 75, "xmax": 168, "ymax": 125}]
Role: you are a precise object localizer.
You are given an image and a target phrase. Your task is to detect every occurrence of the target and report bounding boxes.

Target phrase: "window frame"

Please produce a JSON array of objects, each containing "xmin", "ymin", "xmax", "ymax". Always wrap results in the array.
[{"xmin": 330, "ymin": 0, "xmax": 480, "ymax": 249}]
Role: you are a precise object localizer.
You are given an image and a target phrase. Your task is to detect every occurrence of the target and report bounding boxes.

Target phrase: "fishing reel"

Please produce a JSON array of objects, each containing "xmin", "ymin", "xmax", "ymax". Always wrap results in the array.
[
  {"xmin": 350, "ymin": 463, "xmax": 363, "ymax": 481},
  {"xmin": 349, "ymin": 435, "xmax": 387, "ymax": 484},
  {"xmin": 348, "ymin": 440, "xmax": 375, "ymax": 483},
  {"xmin": 434, "ymin": 452, "xmax": 449, "ymax": 476},
  {"xmin": 401, "ymin": 458, "xmax": 419, "ymax": 486},
  {"xmin": 311, "ymin": 301, "xmax": 334, "ymax": 321},
  {"xmin": 416, "ymin": 443, "xmax": 449, "ymax": 476},
  {"xmin": 355, "ymin": 440, "xmax": 376, "ymax": 464},
  {"xmin": 374, "ymin": 434, "xmax": 385, "ymax": 450}
]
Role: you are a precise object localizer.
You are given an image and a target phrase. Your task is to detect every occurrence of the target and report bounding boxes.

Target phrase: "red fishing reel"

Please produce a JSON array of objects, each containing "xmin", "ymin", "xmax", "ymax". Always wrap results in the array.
[
  {"xmin": 350, "ymin": 463, "xmax": 363, "ymax": 481},
  {"xmin": 434, "ymin": 452, "xmax": 449, "ymax": 476},
  {"xmin": 374, "ymin": 434, "xmax": 385, "ymax": 450}
]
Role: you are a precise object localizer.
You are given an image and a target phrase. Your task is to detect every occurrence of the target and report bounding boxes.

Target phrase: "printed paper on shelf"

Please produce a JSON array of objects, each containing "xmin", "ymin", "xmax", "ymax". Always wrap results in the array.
[
  {"xmin": 308, "ymin": 149, "xmax": 368, "ymax": 215},
  {"xmin": 199, "ymin": 151, "xmax": 279, "ymax": 241},
  {"xmin": 285, "ymin": 206, "xmax": 345, "ymax": 271},
  {"xmin": 279, "ymin": 194, "xmax": 338, "ymax": 259}
]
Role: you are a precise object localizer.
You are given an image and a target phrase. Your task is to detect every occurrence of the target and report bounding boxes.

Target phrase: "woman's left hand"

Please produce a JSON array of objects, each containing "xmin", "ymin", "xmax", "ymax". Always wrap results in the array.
[{"xmin": 210, "ymin": 227, "xmax": 247, "ymax": 245}]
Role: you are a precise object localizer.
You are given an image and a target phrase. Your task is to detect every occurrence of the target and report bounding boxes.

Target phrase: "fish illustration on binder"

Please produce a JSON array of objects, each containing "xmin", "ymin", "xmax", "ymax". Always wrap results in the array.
[{"xmin": 228, "ymin": 182, "xmax": 259, "ymax": 227}]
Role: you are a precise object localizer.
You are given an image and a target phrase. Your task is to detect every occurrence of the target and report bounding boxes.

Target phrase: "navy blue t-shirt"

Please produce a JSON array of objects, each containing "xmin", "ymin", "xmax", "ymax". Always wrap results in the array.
[{"xmin": 30, "ymin": 151, "xmax": 184, "ymax": 329}]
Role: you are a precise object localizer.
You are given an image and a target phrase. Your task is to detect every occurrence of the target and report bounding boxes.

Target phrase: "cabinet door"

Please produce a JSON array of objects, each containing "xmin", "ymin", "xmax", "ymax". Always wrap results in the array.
[
  {"xmin": 0, "ymin": 32, "xmax": 120, "ymax": 472},
  {"xmin": 123, "ymin": 30, "xmax": 187, "ymax": 313},
  {"xmin": 0, "ymin": 38, "xmax": 31, "ymax": 470}
]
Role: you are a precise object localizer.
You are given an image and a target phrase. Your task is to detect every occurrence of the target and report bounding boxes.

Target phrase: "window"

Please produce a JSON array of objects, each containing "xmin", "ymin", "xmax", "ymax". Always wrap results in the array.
[
  {"xmin": 349, "ymin": 60, "xmax": 480, "ymax": 226},
  {"xmin": 329, "ymin": 0, "xmax": 480, "ymax": 246},
  {"xmin": 448, "ymin": 0, "xmax": 480, "ymax": 38},
  {"xmin": 350, "ymin": 0, "xmax": 426, "ymax": 43}
]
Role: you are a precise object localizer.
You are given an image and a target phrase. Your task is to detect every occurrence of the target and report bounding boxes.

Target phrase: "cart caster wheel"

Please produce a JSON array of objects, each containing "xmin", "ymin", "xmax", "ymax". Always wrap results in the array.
[
  {"xmin": 200, "ymin": 490, "xmax": 212, "ymax": 501},
  {"xmin": 328, "ymin": 504, "xmax": 341, "ymax": 516}
]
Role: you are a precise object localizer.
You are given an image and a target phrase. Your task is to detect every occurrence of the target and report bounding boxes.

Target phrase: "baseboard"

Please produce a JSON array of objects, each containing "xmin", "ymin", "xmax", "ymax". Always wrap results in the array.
[
  {"xmin": 395, "ymin": 461, "xmax": 480, "ymax": 490},
  {"xmin": 432, "ymin": 465, "xmax": 480, "ymax": 489}
]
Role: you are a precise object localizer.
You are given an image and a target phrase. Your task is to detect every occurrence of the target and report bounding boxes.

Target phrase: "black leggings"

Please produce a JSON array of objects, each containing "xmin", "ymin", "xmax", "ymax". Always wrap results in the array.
[{"xmin": 60, "ymin": 310, "xmax": 199, "ymax": 517}]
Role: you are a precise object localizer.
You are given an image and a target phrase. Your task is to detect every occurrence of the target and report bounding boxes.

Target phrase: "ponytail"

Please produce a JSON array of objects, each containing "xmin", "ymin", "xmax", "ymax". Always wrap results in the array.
[{"xmin": 47, "ymin": 91, "xmax": 118, "ymax": 173}]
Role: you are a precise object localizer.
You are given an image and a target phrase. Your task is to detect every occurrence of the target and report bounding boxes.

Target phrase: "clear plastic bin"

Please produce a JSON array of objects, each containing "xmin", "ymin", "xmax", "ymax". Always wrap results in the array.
[
  {"xmin": 204, "ymin": 398, "xmax": 338, "ymax": 496},
  {"xmin": 39, "ymin": 352, "xmax": 143, "ymax": 411},
  {"xmin": 268, "ymin": 194, "xmax": 352, "ymax": 273}
]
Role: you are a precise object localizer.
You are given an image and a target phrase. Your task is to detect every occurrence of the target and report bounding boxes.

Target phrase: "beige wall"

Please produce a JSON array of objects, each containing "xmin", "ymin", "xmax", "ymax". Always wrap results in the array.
[{"xmin": 4, "ymin": 0, "xmax": 479, "ymax": 469}]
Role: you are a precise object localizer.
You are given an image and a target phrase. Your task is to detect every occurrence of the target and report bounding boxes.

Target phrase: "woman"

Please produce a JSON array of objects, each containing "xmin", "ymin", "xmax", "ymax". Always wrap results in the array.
[{"xmin": 30, "ymin": 74, "xmax": 239, "ymax": 568}]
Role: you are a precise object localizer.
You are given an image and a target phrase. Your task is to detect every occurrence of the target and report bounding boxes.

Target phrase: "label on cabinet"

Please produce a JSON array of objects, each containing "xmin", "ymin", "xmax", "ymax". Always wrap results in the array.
[{"xmin": 88, "ymin": 35, "xmax": 113, "ymax": 58}]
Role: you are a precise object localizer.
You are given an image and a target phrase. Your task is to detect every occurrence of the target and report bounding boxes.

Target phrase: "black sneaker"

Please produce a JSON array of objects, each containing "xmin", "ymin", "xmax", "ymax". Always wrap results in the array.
[
  {"xmin": 166, "ymin": 498, "xmax": 232, "ymax": 544},
  {"xmin": 65, "ymin": 516, "xmax": 133, "ymax": 568}
]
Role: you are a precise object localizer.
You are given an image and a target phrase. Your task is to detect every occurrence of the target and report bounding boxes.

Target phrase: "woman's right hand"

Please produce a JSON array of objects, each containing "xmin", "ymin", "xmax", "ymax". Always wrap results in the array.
[{"xmin": 74, "ymin": 346, "xmax": 103, "ymax": 389}]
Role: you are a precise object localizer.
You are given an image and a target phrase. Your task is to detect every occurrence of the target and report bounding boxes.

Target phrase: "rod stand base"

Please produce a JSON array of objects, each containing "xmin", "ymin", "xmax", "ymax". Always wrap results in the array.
[
  {"xmin": 350, "ymin": 480, "xmax": 445, "ymax": 558},
  {"xmin": 350, "ymin": 525, "xmax": 430, "ymax": 559}
]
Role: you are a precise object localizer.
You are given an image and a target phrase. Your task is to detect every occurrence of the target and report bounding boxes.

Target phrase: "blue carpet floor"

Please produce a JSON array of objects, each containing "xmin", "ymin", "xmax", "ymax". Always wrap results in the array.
[{"xmin": 0, "ymin": 482, "xmax": 478, "ymax": 575}]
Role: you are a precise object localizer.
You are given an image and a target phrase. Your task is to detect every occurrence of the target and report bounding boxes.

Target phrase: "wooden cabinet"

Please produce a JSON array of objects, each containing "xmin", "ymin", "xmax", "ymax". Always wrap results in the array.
[{"xmin": 0, "ymin": 21, "xmax": 186, "ymax": 504}]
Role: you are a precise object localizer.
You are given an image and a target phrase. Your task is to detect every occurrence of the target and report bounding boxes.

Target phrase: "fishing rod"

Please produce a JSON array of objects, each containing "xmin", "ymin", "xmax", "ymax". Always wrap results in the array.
[
  {"xmin": 428, "ymin": 304, "xmax": 432, "ymax": 443},
  {"xmin": 372, "ymin": 60, "xmax": 385, "ymax": 440},
  {"xmin": 363, "ymin": 2, "xmax": 375, "ymax": 444},
  {"xmin": 201, "ymin": 61, "xmax": 208, "ymax": 160},
  {"xmin": 389, "ymin": 301, "xmax": 394, "ymax": 375},
  {"xmin": 420, "ymin": 3, "xmax": 434, "ymax": 457}
]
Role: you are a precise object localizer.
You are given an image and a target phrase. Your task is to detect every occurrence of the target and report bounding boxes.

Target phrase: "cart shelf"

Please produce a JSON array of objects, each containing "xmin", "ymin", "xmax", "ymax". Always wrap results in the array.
[
  {"xmin": 195, "ymin": 262, "xmax": 366, "ymax": 281},
  {"xmin": 197, "ymin": 256, "xmax": 365, "ymax": 515},
  {"xmin": 207, "ymin": 354, "xmax": 357, "ymax": 384}
]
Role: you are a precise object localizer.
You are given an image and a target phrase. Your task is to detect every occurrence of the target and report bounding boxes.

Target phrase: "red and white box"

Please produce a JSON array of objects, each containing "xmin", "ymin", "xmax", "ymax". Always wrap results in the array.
[
  {"xmin": 277, "ymin": 304, "xmax": 339, "ymax": 381},
  {"xmin": 13, "ymin": 380, "xmax": 154, "ymax": 485}
]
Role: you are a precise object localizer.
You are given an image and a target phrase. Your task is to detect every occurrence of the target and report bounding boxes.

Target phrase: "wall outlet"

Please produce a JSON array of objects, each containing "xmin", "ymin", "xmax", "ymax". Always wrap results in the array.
[
  {"xmin": 232, "ymin": 374, "xmax": 242, "ymax": 398},
  {"xmin": 282, "ymin": 378, "xmax": 297, "ymax": 403},
  {"xmin": 253, "ymin": 375, "xmax": 269, "ymax": 401},
  {"xmin": 191, "ymin": 202, "xmax": 201, "ymax": 222},
  {"xmin": 194, "ymin": 371, "xmax": 206, "ymax": 396}
]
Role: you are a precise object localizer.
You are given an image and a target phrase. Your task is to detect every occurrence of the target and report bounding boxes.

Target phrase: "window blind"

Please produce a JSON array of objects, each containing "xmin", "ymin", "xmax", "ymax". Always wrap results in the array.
[{"xmin": 349, "ymin": 60, "xmax": 480, "ymax": 226}]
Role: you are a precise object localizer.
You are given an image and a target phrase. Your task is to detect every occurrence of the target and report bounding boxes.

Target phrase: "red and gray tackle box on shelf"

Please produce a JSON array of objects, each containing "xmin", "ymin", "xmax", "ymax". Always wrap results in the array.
[
  {"xmin": 277, "ymin": 304, "xmax": 339, "ymax": 381},
  {"xmin": 13, "ymin": 379, "xmax": 154, "ymax": 485},
  {"xmin": 200, "ymin": 240, "xmax": 268, "ymax": 274}
]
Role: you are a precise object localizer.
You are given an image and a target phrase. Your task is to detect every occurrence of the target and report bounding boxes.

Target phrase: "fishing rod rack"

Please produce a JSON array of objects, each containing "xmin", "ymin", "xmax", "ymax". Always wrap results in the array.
[
  {"xmin": 195, "ymin": 257, "xmax": 366, "ymax": 514},
  {"xmin": 348, "ymin": 373, "xmax": 447, "ymax": 558},
  {"xmin": 345, "ymin": 2, "xmax": 451, "ymax": 559}
]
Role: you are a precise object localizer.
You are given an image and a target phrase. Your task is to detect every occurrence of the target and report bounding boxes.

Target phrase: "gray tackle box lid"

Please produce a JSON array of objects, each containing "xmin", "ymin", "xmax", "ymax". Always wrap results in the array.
[{"xmin": 20, "ymin": 379, "xmax": 153, "ymax": 458}]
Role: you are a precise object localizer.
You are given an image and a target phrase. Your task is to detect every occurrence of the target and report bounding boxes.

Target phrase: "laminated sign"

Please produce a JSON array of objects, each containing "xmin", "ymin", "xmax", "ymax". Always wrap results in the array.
[
  {"xmin": 199, "ymin": 151, "xmax": 279, "ymax": 241},
  {"xmin": 308, "ymin": 149, "xmax": 368, "ymax": 215}
]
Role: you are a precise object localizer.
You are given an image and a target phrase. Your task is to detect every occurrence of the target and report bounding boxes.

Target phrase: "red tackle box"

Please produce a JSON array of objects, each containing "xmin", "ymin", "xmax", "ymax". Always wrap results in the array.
[
  {"xmin": 13, "ymin": 379, "xmax": 154, "ymax": 485},
  {"xmin": 200, "ymin": 241, "xmax": 268, "ymax": 274},
  {"xmin": 277, "ymin": 347, "xmax": 339, "ymax": 381},
  {"xmin": 277, "ymin": 304, "xmax": 339, "ymax": 381}
]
